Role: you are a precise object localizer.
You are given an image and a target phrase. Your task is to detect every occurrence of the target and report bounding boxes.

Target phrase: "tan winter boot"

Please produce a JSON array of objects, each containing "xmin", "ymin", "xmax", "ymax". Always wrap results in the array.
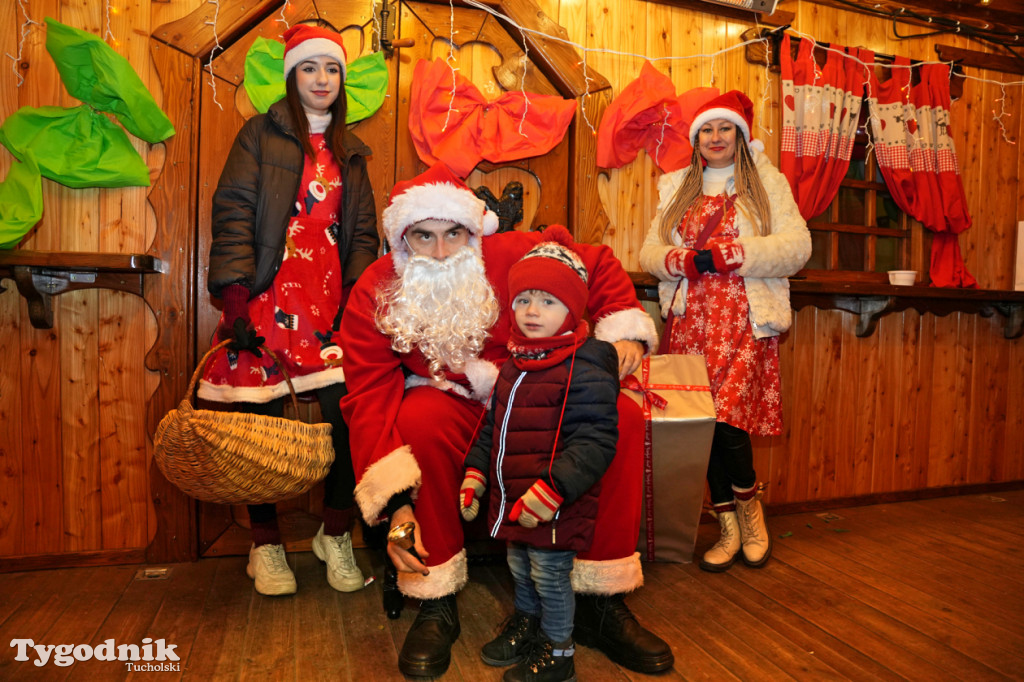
[
  {"xmin": 699, "ymin": 507, "xmax": 741, "ymax": 573},
  {"xmin": 734, "ymin": 485, "xmax": 772, "ymax": 567}
]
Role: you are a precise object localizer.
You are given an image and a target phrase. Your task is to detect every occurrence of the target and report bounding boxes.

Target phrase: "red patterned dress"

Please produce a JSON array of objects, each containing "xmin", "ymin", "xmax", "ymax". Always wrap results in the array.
[
  {"xmin": 200, "ymin": 134, "xmax": 346, "ymax": 403},
  {"xmin": 666, "ymin": 194, "xmax": 783, "ymax": 436}
]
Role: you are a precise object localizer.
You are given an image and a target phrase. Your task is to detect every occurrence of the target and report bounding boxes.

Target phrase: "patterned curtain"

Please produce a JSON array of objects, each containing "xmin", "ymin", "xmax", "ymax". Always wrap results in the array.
[
  {"xmin": 864, "ymin": 54, "xmax": 977, "ymax": 288},
  {"xmin": 779, "ymin": 34, "xmax": 866, "ymax": 220}
]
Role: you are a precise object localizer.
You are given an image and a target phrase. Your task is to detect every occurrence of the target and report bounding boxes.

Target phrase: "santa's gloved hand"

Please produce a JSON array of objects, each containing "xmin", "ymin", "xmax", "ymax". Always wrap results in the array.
[
  {"xmin": 710, "ymin": 241, "xmax": 744, "ymax": 272},
  {"xmin": 459, "ymin": 468, "xmax": 487, "ymax": 521},
  {"xmin": 227, "ymin": 317, "xmax": 265, "ymax": 358},
  {"xmin": 509, "ymin": 479, "xmax": 563, "ymax": 528}
]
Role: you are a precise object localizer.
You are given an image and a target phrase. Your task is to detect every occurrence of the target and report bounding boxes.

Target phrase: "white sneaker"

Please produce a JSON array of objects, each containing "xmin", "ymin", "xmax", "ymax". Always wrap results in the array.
[
  {"xmin": 311, "ymin": 524, "xmax": 365, "ymax": 592},
  {"xmin": 247, "ymin": 543, "xmax": 297, "ymax": 595}
]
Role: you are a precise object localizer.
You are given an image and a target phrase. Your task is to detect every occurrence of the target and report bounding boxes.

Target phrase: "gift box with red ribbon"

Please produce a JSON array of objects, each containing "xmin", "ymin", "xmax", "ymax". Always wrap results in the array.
[{"xmin": 621, "ymin": 354, "xmax": 715, "ymax": 562}]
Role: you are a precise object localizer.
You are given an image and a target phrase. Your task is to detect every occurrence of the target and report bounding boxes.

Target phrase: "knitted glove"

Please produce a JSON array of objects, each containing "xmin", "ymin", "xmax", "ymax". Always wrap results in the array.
[
  {"xmin": 710, "ymin": 241, "xmax": 744, "ymax": 272},
  {"xmin": 665, "ymin": 248, "xmax": 702, "ymax": 280},
  {"xmin": 228, "ymin": 318, "xmax": 265, "ymax": 357},
  {"xmin": 217, "ymin": 284, "xmax": 251, "ymax": 341},
  {"xmin": 459, "ymin": 468, "xmax": 487, "ymax": 522},
  {"xmin": 509, "ymin": 479, "xmax": 563, "ymax": 528}
]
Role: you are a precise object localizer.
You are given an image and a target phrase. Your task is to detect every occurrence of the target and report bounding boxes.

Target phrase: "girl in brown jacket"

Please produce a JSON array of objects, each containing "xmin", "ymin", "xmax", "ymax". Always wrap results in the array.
[{"xmin": 200, "ymin": 22, "xmax": 379, "ymax": 597}]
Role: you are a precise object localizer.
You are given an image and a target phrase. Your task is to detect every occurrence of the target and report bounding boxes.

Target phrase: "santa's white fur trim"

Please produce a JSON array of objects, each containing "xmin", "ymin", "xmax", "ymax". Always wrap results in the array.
[
  {"xmin": 593, "ymin": 308, "xmax": 659, "ymax": 354},
  {"xmin": 571, "ymin": 552, "xmax": 643, "ymax": 595},
  {"xmin": 398, "ymin": 548, "xmax": 468, "ymax": 599},
  {"xmin": 404, "ymin": 375, "xmax": 474, "ymax": 401},
  {"xmin": 382, "ymin": 181, "xmax": 497, "ymax": 259},
  {"xmin": 283, "ymin": 38, "xmax": 347, "ymax": 79},
  {"xmin": 354, "ymin": 445, "xmax": 421, "ymax": 525},
  {"xmin": 462, "ymin": 357, "xmax": 500, "ymax": 403}
]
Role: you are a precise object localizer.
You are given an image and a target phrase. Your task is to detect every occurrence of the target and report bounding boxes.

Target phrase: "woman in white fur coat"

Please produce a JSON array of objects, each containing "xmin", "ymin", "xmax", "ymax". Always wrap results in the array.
[{"xmin": 639, "ymin": 90, "xmax": 810, "ymax": 573}]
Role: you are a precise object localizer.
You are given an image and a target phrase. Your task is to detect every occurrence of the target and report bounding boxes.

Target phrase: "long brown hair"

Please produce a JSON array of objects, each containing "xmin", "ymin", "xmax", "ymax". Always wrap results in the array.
[
  {"xmin": 658, "ymin": 138, "xmax": 773, "ymax": 243},
  {"xmin": 284, "ymin": 19, "xmax": 349, "ymax": 169}
]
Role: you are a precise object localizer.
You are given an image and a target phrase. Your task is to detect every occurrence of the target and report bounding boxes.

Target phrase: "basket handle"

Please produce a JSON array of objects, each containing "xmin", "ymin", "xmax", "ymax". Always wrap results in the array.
[{"xmin": 185, "ymin": 339, "xmax": 302, "ymax": 413}]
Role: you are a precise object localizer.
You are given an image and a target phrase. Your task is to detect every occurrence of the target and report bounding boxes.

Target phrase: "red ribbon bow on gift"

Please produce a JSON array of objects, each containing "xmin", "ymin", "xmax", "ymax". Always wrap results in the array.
[{"xmin": 620, "ymin": 374, "xmax": 668, "ymax": 410}]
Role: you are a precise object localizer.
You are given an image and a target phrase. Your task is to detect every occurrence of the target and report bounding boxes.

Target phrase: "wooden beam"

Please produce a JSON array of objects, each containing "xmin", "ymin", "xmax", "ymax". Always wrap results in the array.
[
  {"xmin": 936, "ymin": 44, "xmax": 1024, "ymax": 75},
  {"xmin": 644, "ymin": 0, "xmax": 793, "ymax": 27}
]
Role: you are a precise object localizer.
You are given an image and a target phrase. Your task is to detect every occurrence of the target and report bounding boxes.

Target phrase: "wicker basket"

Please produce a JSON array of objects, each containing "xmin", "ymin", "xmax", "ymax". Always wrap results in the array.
[{"xmin": 154, "ymin": 340, "xmax": 334, "ymax": 505}]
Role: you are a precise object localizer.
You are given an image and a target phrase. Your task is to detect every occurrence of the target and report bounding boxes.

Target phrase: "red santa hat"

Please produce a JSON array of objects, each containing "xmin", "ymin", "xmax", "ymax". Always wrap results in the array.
[
  {"xmin": 688, "ymin": 90, "xmax": 764, "ymax": 152},
  {"xmin": 382, "ymin": 162, "xmax": 499, "ymax": 263},
  {"xmin": 282, "ymin": 24, "xmax": 347, "ymax": 80},
  {"xmin": 508, "ymin": 226, "xmax": 589, "ymax": 329}
]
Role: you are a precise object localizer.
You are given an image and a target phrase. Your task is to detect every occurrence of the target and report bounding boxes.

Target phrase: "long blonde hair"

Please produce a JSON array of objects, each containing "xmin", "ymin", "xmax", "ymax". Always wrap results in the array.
[{"xmin": 658, "ymin": 141, "xmax": 773, "ymax": 244}]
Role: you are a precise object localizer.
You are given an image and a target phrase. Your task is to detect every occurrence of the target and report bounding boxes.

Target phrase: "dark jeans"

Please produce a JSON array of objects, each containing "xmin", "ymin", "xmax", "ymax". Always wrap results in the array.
[
  {"xmin": 706, "ymin": 422, "xmax": 756, "ymax": 505},
  {"xmin": 238, "ymin": 382, "xmax": 355, "ymax": 523},
  {"xmin": 507, "ymin": 542, "xmax": 576, "ymax": 643}
]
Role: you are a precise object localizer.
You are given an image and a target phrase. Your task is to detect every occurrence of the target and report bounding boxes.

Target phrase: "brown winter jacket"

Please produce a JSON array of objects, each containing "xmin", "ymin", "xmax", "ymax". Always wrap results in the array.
[
  {"xmin": 464, "ymin": 337, "xmax": 620, "ymax": 552},
  {"xmin": 208, "ymin": 99, "xmax": 379, "ymax": 302}
]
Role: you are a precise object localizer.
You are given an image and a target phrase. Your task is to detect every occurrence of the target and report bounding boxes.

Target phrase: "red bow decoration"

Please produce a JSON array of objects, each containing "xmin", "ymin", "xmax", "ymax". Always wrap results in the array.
[
  {"xmin": 407, "ymin": 58, "xmax": 577, "ymax": 178},
  {"xmin": 597, "ymin": 62, "xmax": 720, "ymax": 173},
  {"xmin": 620, "ymin": 374, "xmax": 668, "ymax": 410}
]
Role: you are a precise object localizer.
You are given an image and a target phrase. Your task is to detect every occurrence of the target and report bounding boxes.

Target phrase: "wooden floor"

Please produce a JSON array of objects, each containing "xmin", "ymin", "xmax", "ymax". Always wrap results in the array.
[{"xmin": 2, "ymin": 491, "xmax": 1023, "ymax": 681}]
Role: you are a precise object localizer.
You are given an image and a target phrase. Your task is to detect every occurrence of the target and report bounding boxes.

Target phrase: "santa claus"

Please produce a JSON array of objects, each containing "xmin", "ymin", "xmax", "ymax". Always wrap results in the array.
[{"xmin": 340, "ymin": 163, "xmax": 672, "ymax": 678}]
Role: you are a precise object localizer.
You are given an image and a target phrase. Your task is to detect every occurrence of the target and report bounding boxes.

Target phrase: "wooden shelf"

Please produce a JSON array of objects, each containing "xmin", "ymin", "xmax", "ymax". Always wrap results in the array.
[
  {"xmin": 629, "ymin": 272, "xmax": 1024, "ymax": 339},
  {"xmin": 0, "ymin": 250, "xmax": 166, "ymax": 329}
]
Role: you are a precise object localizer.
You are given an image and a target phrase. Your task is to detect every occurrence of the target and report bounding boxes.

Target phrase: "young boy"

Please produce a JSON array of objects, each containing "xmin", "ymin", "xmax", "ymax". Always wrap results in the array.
[{"xmin": 460, "ymin": 226, "xmax": 620, "ymax": 682}]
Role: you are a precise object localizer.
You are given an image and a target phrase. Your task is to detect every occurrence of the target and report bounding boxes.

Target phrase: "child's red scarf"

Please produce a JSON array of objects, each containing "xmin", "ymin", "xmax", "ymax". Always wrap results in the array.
[{"xmin": 507, "ymin": 320, "xmax": 590, "ymax": 371}]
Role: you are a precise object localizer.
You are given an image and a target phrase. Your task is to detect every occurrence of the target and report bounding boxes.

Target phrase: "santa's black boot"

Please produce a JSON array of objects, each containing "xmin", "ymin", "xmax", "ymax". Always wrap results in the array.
[
  {"xmin": 398, "ymin": 594, "xmax": 460, "ymax": 677},
  {"xmin": 573, "ymin": 593, "xmax": 673, "ymax": 673}
]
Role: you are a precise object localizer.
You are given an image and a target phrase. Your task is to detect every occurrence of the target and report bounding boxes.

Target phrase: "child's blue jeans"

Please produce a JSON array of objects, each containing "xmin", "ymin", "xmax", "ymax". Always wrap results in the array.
[{"xmin": 506, "ymin": 542, "xmax": 576, "ymax": 643}]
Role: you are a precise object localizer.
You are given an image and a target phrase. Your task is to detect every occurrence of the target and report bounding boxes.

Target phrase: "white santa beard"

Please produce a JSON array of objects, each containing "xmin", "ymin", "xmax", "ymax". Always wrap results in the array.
[{"xmin": 376, "ymin": 246, "xmax": 499, "ymax": 379}]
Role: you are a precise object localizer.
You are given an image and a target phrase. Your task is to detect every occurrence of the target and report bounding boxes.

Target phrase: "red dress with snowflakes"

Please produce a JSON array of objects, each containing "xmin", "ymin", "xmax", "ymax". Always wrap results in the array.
[
  {"xmin": 199, "ymin": 134, "xmax": 346, "ymax": 403},
  {"xmin": 666, "ymin": 194, "xmax": 783, "ymax": 436}
]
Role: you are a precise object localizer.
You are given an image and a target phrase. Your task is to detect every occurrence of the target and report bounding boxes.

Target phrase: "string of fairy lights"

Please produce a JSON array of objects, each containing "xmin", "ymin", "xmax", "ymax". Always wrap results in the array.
[{"xmin": 5, "ymin": 0, "xmax": 1023, "ymax": 146}]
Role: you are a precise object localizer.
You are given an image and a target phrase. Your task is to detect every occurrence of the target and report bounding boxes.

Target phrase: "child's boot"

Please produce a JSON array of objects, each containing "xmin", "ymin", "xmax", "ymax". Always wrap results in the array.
[
  {"xmin": 503, "ymin": 635, "xmax": 576, "ymax": 682},
  {"xmin": 482, "ymin": 611, "xmax": 539, "ymax": 666}
]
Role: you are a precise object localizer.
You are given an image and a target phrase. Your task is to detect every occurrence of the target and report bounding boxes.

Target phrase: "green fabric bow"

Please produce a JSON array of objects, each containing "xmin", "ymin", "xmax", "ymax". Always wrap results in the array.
[
  {"xmin": 45, "ymin": 18, "xmax": 174, "ymax": 143},
  {"xmin": 0, "ymin": 18, "xmax": 173, "ymax": 248},
  {"xmin": 0, "ymin": 156, "xmax": 43, "ymax": 249},
  {"xmin": 0, "ymin": 105, "xmax": 151, "ymax": 188},
  {"xmin": 243, "ymin": 37, "xmax": 388, "ymax": 124}
]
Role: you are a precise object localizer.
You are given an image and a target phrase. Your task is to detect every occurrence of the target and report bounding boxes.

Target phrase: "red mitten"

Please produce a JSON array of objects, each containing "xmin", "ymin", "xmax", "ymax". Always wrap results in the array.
[
  {"xmin": 508, "ymin": 479, "xmax": 563, "ymax": 528},
  {"xmin": 218, "ymin": 284, "xmax": 251, "ymax": 341},
  {"xmin": 459, "ymin": 468, "xmax": 487, "ymax": 521},
  {"xmin": 665, "ymin": 248, "xmax": 701, "ymax": 280},
  {"xmin": 711, "ymin": 241, "xmax": 744, "ymax": 272}
]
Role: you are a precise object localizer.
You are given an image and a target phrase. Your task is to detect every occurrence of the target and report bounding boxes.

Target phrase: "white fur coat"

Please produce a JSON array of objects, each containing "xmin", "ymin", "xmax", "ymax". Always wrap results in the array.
[{"xmin": 639, "ymin": 150, "xmax": 811, "ymax": 338}]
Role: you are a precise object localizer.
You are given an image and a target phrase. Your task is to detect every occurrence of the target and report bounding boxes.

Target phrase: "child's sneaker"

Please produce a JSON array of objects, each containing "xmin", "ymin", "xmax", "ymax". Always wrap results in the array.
[{"xmin": 481, "ymin": 611, "xmax": 540, "ymax": 666}]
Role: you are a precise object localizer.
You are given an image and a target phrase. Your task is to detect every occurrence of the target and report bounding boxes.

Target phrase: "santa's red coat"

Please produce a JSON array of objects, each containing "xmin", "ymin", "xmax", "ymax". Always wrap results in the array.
[{"xmin": 340, "ymin": 229, "xmax": 658, "ymax": 599}]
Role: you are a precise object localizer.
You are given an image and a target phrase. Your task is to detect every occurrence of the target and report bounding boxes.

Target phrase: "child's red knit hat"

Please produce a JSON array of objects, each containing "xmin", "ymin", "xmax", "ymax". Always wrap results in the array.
[{"xmin": 508, "ymin": 225, "xmax": 589, "ymax": 328}]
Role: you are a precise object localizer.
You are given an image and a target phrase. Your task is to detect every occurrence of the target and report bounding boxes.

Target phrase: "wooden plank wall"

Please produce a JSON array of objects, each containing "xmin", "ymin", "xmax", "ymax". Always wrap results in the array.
[
  {"xmin": 0, "ymin": 0, "xmax": 1021, "ymax": 566},
  {"xmin": 0, "ymin": 0, "xmax": 196, "ymax": 562},
  {"xmin": 535, "ymin": 0, "xmax": 1024, "ymax": 502}
]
